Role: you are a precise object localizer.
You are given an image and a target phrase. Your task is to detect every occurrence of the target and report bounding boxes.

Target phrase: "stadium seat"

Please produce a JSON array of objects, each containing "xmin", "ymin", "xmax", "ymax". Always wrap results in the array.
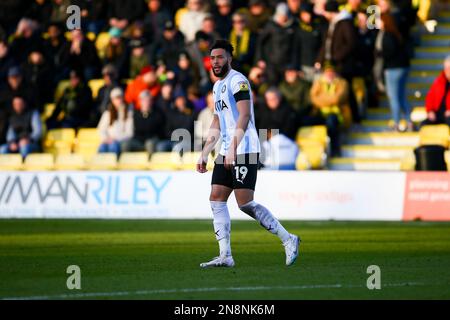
[
  {"xmin": 74, "ymin": 128, "xmax": 101, "ymax": 161},
  {"xmin": 295, "ymin": 153, "xmax": 310, "ymax": 170},
  {"xmin": 0, "ymin": 154, "xmax": 23, "ymax": 171},
  {"xmin": 419, "ymin": 124, "xmax": 450, "ymax": 148},
  {"xmin": 148, "ymin": 152, "xmax": 181, "ymax": 170},
  {"xmin": 54, "ymin": 80, "xmax": 70, "ymax": 101},
  {"xmin": 299, "ymin": 144, "xmax": 327, "ymax": 170},
  {"xmin": 118, "ymin": 152, "xmax": 150, "ymax": 170},
  {"xmin": 54, "ymin": 154, "xmax": 86, "ymax": 170},
  {"xmin": 296, "ymin": 126, "xmax": 329, "ymax": 148},
  {"xmin": 88, "ymin": 79, "xmax": 105, "ymax": 99},
  {"xmin": 43, "ymin": 128, "xmax": 76, "ymax": 155},
  {"xmin": 180, "ymin": 152, "xmax": 203, "ymax": 170},
  {"xmin": 88, "ymin": 153, "xmax": 117, "ymax": 170},
  {"xmin": 24, "ymin": 153, "xmax": 54, "ymax": 171}
]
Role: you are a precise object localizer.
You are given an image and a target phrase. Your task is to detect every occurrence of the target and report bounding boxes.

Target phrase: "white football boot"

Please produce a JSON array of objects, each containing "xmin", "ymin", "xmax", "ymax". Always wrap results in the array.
[
  {"xmin": 200, "ymin": 256, "xmax": 235, "ymax": 268},
  {"xmin": 283, "ymin": 234, "xmax": 300, "ymax": 266}
]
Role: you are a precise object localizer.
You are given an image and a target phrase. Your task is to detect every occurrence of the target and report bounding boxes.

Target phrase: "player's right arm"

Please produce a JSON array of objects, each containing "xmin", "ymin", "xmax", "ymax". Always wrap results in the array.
[{"xmin": 197, "ymin": 114, "xmax": 220, "ymax": 173}]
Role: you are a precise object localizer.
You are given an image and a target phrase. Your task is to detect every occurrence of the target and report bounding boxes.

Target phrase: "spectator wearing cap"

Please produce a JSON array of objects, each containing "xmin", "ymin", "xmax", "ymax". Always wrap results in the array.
[
  {"xmin": 310, "ymin": 63, "xmax": 352, "ymax": 156},
  {"xmin": 97, "ymin": 87, "xmax": 133, "ymax": 156},
  {"xmin": 157, "ymin": 89, "xmax": 195, "ymax": 152},
  {"xmin": 103, "ymin": 27, "xmax": 127, "ymax": 77},
  {"xmin": 229, "ymin": 12, "xmax": 257, "ymax": 75},
  {"xmin": 95, "ymin": 64, "xmax": 122, "ymax": 119},
  {"xmin": 128, "ymin": 37, "xmax": 151, "ymax": 79},
  {"xmin": 178, "ymin": 0, "xmax": 209, "ymax": 44},
  {"xmin": 422, "ymin": 55, "xmax": 450, "ymax": 127},
  {"xmin": 0, "ymin": 66, "xmax": 38, "ymax": 111},
  {"xmin": 47, "ymin": 69, "xmax": 94, "ymax": 130},
  {"xmin": 293, "ymin": 2, "xmax": 324, "ymax": 82},
  {"xmin": 149, "ymin": 20, "xmax": 186, "ymax": 70},
  {"xmin": 125, "ymin": 65, "xmax": 161, "ymax": 110},
  {"xmin": 108, "ymin": 0, "xmax": 146, "ymax": 32},
  {"xmin": 122, "ymin": 89, "xmax": 165, "ymax": 155},
  {"xmin": 62, "ymin": 29, "xmax": 101, "ymax": 81},
  {"xmin": 278, "ymin": 65, "xmax": 316, "ymax": 126},
  {"xmin": 143, "ymin": 0, "xmax": 172, "ymax": 42},
  {"xmin": 0, "ymin": 96, "xmax": 42, "ymax": 158},
  {"xmin": 256, "ymin": 87, "xmax": 298, "ymax": 141},
  {"xmin": 255, "ymin": 2, "xmax": 297, "ymax": 85},
  {"xmin": 213, "ymin": 0, "xmax": 234, "ymax": 39},
  {"xmin": 237, "ymin": 0, "xmax": 272, "ymax": 34}
]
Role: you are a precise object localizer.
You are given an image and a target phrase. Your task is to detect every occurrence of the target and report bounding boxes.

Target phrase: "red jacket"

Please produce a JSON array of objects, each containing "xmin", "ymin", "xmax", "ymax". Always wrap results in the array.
[{"xmin": 425, "ymin": 72, "xmax": 450, "ymax": 113}]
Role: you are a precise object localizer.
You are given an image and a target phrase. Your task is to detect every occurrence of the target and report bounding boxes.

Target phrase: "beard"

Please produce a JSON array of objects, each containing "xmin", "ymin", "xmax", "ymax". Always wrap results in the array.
[{"xmin": 213, "ymin": 63, "xmax": 230, "ymax": 78}]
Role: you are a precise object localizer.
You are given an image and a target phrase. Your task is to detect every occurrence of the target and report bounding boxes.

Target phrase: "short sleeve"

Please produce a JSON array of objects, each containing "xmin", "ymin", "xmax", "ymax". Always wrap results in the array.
[{"xmin": 231, "ymin": 75, "xmax": 251, "ymax": 102}]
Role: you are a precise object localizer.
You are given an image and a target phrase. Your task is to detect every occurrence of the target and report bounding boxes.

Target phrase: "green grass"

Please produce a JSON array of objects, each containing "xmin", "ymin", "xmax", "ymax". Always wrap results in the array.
[{"xmin": 0, "ymin": 219, "xmax": 450, "ymax": 300}]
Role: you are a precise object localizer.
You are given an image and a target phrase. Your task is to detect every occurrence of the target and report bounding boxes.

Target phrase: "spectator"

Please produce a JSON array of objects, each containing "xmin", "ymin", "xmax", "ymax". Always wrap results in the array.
[
  {"xmin": 62, "ymin": 29, "xmax": 101, "ymax": 81},
  {"xmin": 287, "ymin": 0, "xmax": 302, "ymax": 18},
  {"xmin": 293, "ymin": 2, "xmax": 324, "ymax": 82},
  {"xmin": 238, "ymin": 0, "xmax": 272, "ymax": 34},
  {"xmin": 178, "ymin": 0, "xmax": 209, "ymax": 43},
  {"xmin": 49, "ymin": 0, "xmax": 71, "ymax": 26},
  {"xmin": 143, "ymin": 0, "xmax": 172, "ymax": 42},
  {"xmin": 21, "ymin": 49, "xmax": 54, "ymax": 111},
  {"xmin": 128, "ymin": 38, "xmax": 151, "ymax": 79},
  {"xmin": 9, "ymin": 18, "xmax": 42, "ymax": 65},
  {"xmin": 422, "ymin": 56, "xmax": 450, "ymax": 127},
  {"xmin": 0, "ymin": 96, "xmax": 42, "ymax": 158},
  {"xmin": 213, "ymin": 0, "xmax": 234, "ymax": 39},
  {"xmin": 376, "ymin": 13, "xmax": 412, "ymax": 131},
  {"xmin": 122, "ymin": 89, "xmax": 165, "ymax": 155},
  {"xmin": 195, "ymin": 91, "xmax": 215, "ymax": 148},
  {"xmin": 47, "ymin": 69, "xmax": 93, "ymax": 130},
  {"xmin": 199, "ymin": 15, "xmax": 221, "ymax": 43},
  {"xmin": 310, "ymin": 64, "xmax": 351, "ymax": 156},
  {"xmin": 187, "ymin": 85, "xmax": 206, "ymax": 115},
  {"xmin": 248, "ymin": 64, "xmax": 269, "ymax": 97},
  {"xmin": 155, "ymin": 81, "xmax": 175, "ymax": 111},
  {"xmin": 256, "ymin": 87, "xmax": 297, "ymax": 140},
  {"xmin": 96, "ymin": 65, "xmax": 121, "ymax": 115},
  {"xmin": 261, "ymin": 131, "xmax": 299, "ymax": 170},
  {"xmin": 43, "ymin": 23, "xmax": 68, "ymax": 83},
  {"xmin": 255, "ymin": 2, "xmax": 297, "ymax": 85},
  {"xmin": 24, "ymin": 0, "xmax": 53, "ymax": 28},
  {"xmin": 173, "ymin": 52, "xmax": 199, "ymax": 94},
  {"xmin": 278, "ymin": 65, "xmax": 315, "ymax": 126},
  {"xmin": 103, "ymin": 27, "xmax": 128, "ymax": 78},
  {"xmin": 97, "ymin": 87, "xmax": 133, "ymax": 155},
  {"xmin": 0, "ymin": 66, "xmax": 38, "ymax": 111},
  {"xmin": 108, "ymin": 0, "xmax": 146, "ymax": 32},
  {"xmin": 149, "ymin": 20, "xmax": 186, "ymax": 70},
  {"xmin": 157, "ymin": 91, "xmax": 195, "ymax": 152},
  {"xmin": 125, "ymin": 66, "xmax": 161, "ymax": 110},
  {"xmin": 229, "ymin": 12, "xmax": 257, "ymax": 75},
  {"xmin": 317, "ymin": 0, "xmax": 359, "ymax": 123},
  {"xmin": 72, "ymin": 0, "xmax": 108, "ymax": 35},
  {"xmin": 0, "ymin": 41, "xmax": 16, "ymax": 91}
]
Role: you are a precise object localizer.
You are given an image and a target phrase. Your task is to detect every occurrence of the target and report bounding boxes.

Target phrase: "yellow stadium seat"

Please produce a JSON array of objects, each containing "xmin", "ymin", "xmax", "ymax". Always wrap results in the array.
[
  {"xmin": 88, "ymin": 79, "xmax": 105, "ymax": 99},
  {"xmin": 43, "ymin": 128, "xmax": 75, "ymax": 156},
  {"xmin": 74, "ymin": 128, "xmax": 101, "ymax": 160},
  {"xmin": 148, "ymin": 152, "xmax": 181, "ymax": 170},
  {"xmin": 179, "ymin": 151, "xmax": 214, "ymax": 171},
  {"xmin": 55, "ymin": 80, "xmax": 70, "ymax": 101},
  {"xmin": 419, "ymin": 124, "xmax": 450, "ymax": 148},
  {"xmin": 0, "ymin": 154, "xmax": 23, "ymax": 171},
  {"xmin": 295, "ymin": 153, "xmax": 310, "ymax": 170},
  {"xmin": 118, "ymin": 152, "xmax": 150, "ymax": 170},
  {"xmin": 95, "ymin": 32, "xmax": 111, "ymax": 59},
  {"xmin": 296, "ymin": 125, "xmax": 328, "ymax": 148},
  {"xmin": 86, "ymin": 32, "xmax": 96, "ymax": 42},
  {"xmin": 300, "ymin": 144, "xmax": 327, "ymax": 170},
  {"xmin": 88, "ymin": 153, "xmax": 117, "ymax": 170},
  {"xmin": 54, "ymin": 154, "xmax": 86, "ymax": 170},
  {"xmin": 24, "ymin": 153, "xmax": 54, "ymax": 171}
]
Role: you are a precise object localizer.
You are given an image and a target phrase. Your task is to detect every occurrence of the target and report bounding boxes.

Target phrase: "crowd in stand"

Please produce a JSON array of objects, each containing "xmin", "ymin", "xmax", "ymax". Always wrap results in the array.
[{"xmin": 0, "ymin": 0, "xmax": 448, "ymax": 162}]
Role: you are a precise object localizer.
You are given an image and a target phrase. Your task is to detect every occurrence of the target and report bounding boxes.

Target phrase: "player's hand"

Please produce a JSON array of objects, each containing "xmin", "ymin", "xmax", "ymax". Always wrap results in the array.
[
  {"xmin": 196, "ymin": 154, "xmax": 208, "ymax": 173},
  {"xmin": 224, "ymin": 149, "xmax": 236, "ymax": 170}
]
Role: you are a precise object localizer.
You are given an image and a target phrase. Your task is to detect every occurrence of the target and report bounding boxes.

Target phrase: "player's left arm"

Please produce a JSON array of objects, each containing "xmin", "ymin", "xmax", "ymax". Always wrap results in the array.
[{"xmin": 225, "ymin": 80, "xmax": 252, "ymax": 169}]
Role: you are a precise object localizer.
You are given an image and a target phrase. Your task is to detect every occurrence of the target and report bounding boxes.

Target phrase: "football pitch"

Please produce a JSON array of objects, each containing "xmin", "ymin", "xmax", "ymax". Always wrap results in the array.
[{"xmin": 0, "ymin": 219, "xmax": 449, "ymax": 300}]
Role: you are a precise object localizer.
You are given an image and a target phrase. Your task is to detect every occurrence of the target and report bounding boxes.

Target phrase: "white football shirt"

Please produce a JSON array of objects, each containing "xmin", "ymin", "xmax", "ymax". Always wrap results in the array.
[{"xmin": 212, "ymin": 69, "xmax": 261, "ymax": 156}]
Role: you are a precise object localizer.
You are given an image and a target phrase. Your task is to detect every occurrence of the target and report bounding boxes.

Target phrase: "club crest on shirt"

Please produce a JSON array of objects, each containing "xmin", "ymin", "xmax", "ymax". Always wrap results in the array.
[
  {"xmin": 238, "ymin": 81, "xmax": 249, "ymax": 91},
  {"xmin": 221, "ymin": 85, "xmax": 226, "ymax": 93}
]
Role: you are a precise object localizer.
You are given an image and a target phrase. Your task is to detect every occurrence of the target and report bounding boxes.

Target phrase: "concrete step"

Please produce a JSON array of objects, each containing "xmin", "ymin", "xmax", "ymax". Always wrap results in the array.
[
  {"xmin": 328, "ymin": 158, "xmax": 403, "ymax": 171},
  {"xmin": 419, "ymin": 37, "xmax": 450, "ymax": 46},
  {"xmin": 365, "ymin": 107, "xmax": 426, "ymax": 123},
  {"xmin": 414, "ymin": 47, "xmax": 450, "ymax": 59},
  {"xmin": 347, "ymin": 132, "xmax": 420, "ymax": 146},
  {"xmin": 341, "ymin": 145, "xmax": 414, "ymax": 159},
  {"xmin": 432, "ymin": 23, "xmax": 450, "ymax": 35},
  {"xmin": 379, "ymin": 99, "xmax": 424, "ymax": 108}
]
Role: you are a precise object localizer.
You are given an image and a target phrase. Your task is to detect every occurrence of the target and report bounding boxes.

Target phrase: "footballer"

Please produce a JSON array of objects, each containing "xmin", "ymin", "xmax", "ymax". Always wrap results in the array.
[{"xmin": 196, "ymin": 40, "xmax": 300, "ymax": 268}]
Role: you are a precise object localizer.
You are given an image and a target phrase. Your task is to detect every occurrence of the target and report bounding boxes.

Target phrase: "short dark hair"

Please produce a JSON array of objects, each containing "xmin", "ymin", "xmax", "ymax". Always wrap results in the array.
[{"xmin": 209, "ymin": 39, "xmax": 234, "ymax": 57}]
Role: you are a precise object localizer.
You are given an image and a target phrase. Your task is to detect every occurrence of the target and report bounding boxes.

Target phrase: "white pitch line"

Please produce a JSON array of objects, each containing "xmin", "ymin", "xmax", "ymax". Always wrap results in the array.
[{"xmin": 1, "ymin": 282, "xmax": 426, "ymax": 300}]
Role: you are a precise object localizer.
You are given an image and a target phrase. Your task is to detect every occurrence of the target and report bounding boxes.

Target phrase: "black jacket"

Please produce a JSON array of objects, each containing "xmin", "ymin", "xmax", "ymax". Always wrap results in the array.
[
  {"xmin": 133, "ymin": 107, "xmax": 165, "ymax": 142},
  {"xmin": 294, "ymin": 20, "xmax": 324, "ymax": 68},
  {"xmin": 381, "ymin": 32, "xmax": 410, "ymax": 69},
  {"xmin": 256, "ymin": 101, "xmax": 298, "ymax": 140}
]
